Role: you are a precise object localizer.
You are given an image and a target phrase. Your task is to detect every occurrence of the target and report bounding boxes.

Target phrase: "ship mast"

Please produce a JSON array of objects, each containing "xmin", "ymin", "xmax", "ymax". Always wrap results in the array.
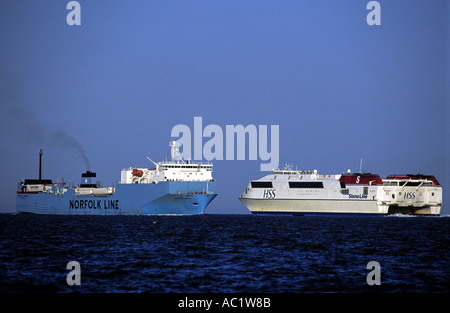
[
  {"xmin": 39, "ymin": 149, "xmax": 43, "ymax": 181},
  {"xmin": 169, "ymin": 141, "xmax": 185, "ymax": 163}
]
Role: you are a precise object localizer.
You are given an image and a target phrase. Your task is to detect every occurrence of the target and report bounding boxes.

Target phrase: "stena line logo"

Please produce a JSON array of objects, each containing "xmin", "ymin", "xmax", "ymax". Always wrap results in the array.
[
  {"xmin": 348, "ymin": 194, "xmax": 368, "ymax": 199},
  {"xmin": 171, "ymin": 117, "xmax": 279, "ymax": 171}
]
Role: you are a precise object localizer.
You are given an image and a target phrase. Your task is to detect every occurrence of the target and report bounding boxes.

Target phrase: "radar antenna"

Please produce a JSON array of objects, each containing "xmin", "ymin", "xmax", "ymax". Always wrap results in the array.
[{"xmin": 169, "ymin": 141, "xmax": 185, "ymax": 163}]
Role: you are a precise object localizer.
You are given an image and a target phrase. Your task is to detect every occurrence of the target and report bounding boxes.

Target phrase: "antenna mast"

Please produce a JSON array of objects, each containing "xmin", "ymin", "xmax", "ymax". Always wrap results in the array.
[
  {"xmin": 169, "ymin": 141, "xmax": 184, "ymax": 163},
  {"xmin": 39, "ymin": 149, "xmax": 43, "ymax": 181}
]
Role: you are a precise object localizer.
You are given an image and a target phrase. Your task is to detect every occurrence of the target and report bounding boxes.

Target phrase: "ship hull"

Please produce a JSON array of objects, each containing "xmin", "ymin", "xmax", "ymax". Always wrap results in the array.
[
  {"xmin": 16, "ymin": 181, "xmax": 216, "ymax": 215},
  {"xmin": 240, "ymin": 198, "xmax": 384, "ymax": 216}
]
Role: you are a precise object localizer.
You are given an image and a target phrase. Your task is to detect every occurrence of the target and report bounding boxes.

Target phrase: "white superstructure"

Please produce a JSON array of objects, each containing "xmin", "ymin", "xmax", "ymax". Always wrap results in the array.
[
  {"xmin": 121, "ymin": 141, "xmax": 213, "ymax": 184},
  {"xmin": 239, "ymin": 166, "xmax": 442, "ymax": 216}
]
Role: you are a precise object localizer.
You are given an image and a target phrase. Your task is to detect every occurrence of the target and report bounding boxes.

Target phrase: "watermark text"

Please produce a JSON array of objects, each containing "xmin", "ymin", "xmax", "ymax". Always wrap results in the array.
[{"xmin": 171, "ymin": 117, "xmax": 279, "ymax": 171}]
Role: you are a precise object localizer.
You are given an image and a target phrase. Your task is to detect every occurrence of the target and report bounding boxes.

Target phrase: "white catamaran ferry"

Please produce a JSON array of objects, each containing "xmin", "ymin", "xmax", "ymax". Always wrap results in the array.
[{"xmin": 239, "ymin": 166, "xmax": 442, "ymax": 216}]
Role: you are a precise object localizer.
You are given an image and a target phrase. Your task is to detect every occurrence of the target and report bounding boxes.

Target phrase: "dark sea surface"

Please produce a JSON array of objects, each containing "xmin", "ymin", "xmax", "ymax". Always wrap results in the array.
[{"xmin": 0, "ymin": 214, "xmax": 449, "ymax": 293}]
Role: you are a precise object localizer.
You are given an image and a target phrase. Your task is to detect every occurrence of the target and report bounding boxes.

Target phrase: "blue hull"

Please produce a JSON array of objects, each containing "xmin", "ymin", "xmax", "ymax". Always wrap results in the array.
[{"xmin": 16, "ymin": 181, "xmax": 216, "ymax": 215}]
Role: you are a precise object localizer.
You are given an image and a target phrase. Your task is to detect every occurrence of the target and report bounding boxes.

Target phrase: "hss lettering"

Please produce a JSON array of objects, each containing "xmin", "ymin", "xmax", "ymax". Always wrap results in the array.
[
  {"xmin": 263, "ymin": 189, "xmax": 276, "ymax": 199},
  {"xmin": 404, "ymin": 192, "xmax": 415, "ymax": 199}
]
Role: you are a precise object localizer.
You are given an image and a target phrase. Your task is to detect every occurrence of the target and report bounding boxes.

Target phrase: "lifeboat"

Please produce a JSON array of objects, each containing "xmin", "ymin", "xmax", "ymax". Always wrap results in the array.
[{"xmin": 132, "ymin": 169, "xmax": 143, "ymax": 177}]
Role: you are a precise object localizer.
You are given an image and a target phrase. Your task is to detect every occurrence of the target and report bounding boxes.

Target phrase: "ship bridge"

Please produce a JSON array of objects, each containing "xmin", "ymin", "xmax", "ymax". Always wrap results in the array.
[{"xmin": 120, "ymin": 141, "xmax": 214, "ymax": 184}]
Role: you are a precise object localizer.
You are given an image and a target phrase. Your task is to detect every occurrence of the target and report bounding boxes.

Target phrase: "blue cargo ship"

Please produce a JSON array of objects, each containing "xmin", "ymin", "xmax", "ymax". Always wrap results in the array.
[{"xmin": 16, "ymin": 142, "xmax": 217, "ymax": 215}]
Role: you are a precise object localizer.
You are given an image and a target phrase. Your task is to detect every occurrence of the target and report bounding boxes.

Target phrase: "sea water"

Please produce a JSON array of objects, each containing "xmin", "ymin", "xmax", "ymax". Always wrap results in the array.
[{"xmin": 0, "ymin": 214, "xmax": 448, "ymax": 293}]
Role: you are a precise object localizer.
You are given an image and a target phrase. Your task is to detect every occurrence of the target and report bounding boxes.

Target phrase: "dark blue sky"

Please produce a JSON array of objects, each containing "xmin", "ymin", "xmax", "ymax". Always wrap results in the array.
[{"xmin": 1, "ymin": 0, "xmax": 448, "ymax": 214}]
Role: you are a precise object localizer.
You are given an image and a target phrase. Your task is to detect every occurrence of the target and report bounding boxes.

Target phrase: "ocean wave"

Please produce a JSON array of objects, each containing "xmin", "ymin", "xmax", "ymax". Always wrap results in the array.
[
  {"xmin": 1, "ymin": 214, "xmax": 449, "ymax": 293},
  {"xmin": 385, "ymin": 213, "xmax": 417, "ymax": 218}
]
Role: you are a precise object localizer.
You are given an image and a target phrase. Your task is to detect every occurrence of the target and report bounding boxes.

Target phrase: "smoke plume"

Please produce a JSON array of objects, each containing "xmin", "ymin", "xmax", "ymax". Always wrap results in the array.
[
  {"xmin": 49, "ymin": 131, "xmax": 91, "ymax": 171},
  {"xmin": 1, "ymin": 66, "xmax": 91, "ymax": 171}
]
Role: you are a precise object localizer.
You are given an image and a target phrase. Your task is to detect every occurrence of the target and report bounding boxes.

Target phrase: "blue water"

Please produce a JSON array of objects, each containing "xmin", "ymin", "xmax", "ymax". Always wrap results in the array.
[{"xmin": 0, "ymin": 214, "xmax": 448, "ymax": 293}]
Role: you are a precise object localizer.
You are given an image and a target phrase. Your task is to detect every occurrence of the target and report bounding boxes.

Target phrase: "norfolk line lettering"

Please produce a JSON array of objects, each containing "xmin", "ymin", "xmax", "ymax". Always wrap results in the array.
[{"xmin": 69, "ymin": 199, "xmax": 119, "ymax": 210}]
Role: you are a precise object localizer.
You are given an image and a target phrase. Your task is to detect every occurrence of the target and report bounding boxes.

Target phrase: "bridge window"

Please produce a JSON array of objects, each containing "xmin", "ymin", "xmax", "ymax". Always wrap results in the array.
[
  {"xmin": 289, "ymin": 182, "xmax": 323, "ymax": 188},
  {"xmin": 251, "ymin": 181, "xmax": 273, "ymax": 188}
]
